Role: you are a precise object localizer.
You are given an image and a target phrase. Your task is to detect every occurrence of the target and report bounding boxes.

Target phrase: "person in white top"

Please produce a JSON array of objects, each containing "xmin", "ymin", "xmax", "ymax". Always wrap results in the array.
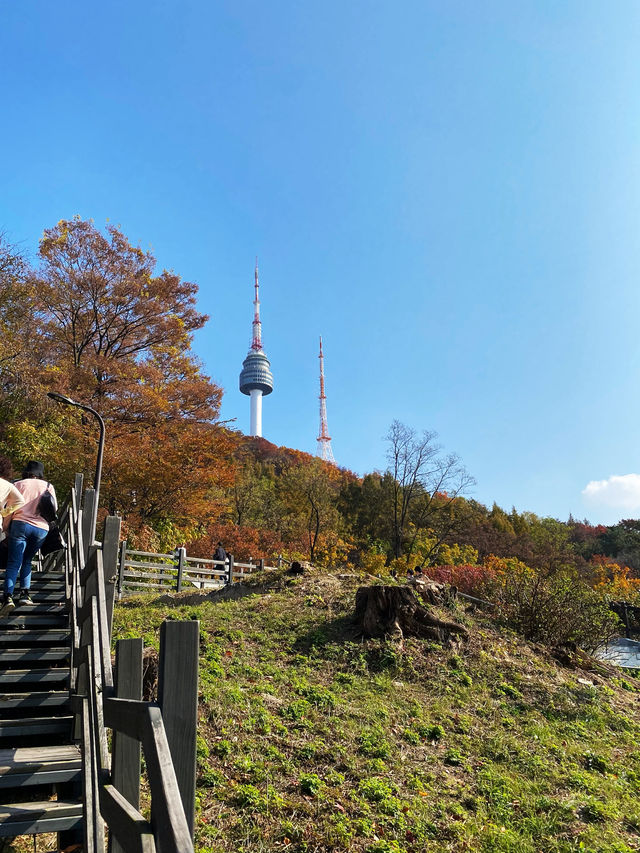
[
  {"xmin": 1, "ymin": 460, "xmax": 57, "ymax": 614},
  {"xmin": 0, "ymin": 477, "xmax": 25, "ymax": 522},
  {"xmin": 0, "ymin": 457, "xmax": 24, "ymax": 525}
]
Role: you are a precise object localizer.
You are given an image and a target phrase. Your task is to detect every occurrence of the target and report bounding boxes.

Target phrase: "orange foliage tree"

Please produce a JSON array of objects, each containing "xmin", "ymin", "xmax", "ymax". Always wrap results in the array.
[{"xmin": 0, "ymin": 218, "xmax": 231, "ymax": 543}]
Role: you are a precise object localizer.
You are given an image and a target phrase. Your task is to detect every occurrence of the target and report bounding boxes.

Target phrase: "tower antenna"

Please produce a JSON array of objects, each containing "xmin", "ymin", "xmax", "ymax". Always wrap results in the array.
[
  {"xmin": 239, "ymin": 259, "xmax": 273, "ymax": 437},
  {"xmin": 317, "ymin": 336, "xmax": 336, "ymax": 463}
]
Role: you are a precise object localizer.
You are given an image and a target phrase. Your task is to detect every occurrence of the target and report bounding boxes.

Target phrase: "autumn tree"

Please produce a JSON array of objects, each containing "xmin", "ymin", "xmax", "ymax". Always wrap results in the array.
[
  {"xmin": 33, "ymin": 218, "xmax": 219, "ymax": 421},
  {"xmin": 385, "ymin": 420, "xmax": 474, "ymax": 561},
  {"xmin": 280, "ymin": 459, "xmax": 342, "ymax": 562},
  {"xmin": 0, "ymin": 218, "xmax": 231, "ymax": 540}
]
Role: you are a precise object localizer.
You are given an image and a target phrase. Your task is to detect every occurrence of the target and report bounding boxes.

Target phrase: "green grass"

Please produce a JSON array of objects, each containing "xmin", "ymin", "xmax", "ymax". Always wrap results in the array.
[{"xmin": 112, "ymin": 571, "xmax": 640, "ymax": 853}]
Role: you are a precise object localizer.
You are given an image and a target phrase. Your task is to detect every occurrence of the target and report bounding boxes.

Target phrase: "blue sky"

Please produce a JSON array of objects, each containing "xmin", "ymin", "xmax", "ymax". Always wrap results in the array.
[{"xmin": 2, "ymin": 1, "xmax": 640, "ymax": 524}]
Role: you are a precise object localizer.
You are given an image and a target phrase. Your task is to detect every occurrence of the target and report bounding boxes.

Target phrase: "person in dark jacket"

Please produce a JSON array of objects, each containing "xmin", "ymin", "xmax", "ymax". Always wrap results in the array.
[{"xmin": 214, "ymin": 542, "xmax": 227, "ymax": 565}]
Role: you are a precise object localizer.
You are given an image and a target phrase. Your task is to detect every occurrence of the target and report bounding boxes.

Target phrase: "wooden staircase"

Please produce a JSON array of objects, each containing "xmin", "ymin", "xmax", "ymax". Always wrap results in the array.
[{"xmin": 0, "ymin": 569, "xmax": 83, "ymax": 839}]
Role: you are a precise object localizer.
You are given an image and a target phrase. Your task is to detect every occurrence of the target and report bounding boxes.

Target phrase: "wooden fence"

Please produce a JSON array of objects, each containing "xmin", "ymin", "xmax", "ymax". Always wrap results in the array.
[
  {"xmin": 117, "ymin": 544, "xmax": 278, "ymax": 597},
  {"xmin": 52, "ymin": 476, "xmax": 198, "ymax": 852}
]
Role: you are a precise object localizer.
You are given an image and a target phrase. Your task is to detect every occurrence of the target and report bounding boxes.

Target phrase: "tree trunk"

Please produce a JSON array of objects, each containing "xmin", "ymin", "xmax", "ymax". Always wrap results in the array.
[{"xmin": 354, "ymin": 585, "xmax": 468, "ymax": 644}]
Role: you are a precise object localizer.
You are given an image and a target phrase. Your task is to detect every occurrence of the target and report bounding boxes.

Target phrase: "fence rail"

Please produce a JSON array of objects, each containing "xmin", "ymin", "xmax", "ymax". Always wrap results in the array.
[
  {"xmin": 55, "ymin": 477, "xmax": 198, "ymax": 852},
  {"xmin": 117, "ymin": 542, "xmax": 279, "ymax": 597}
]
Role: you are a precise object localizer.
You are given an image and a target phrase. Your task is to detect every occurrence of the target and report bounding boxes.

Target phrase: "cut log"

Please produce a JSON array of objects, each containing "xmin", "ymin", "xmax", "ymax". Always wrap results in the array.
[
  {"xmin": 412, "ymin": 577, "xmax": 458, "ymax": 606},
  {"xmin": 354, "ymin": 585, "xmax": 468, "ymax": 644},
  {"xmin": 142, "ymin": 647, "xmax": 158, "ymax": 701}
]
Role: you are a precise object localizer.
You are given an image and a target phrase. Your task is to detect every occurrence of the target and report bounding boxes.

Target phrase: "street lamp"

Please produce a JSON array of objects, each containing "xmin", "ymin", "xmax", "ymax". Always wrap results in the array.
[{"xmin": 47, "ymin": 392, "xmax": 105, "ymax": 541}]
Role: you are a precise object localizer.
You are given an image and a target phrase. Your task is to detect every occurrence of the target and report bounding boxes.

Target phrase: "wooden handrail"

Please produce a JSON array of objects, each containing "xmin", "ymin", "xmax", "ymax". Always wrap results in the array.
[
  {"xmin": 118, "ymin": 544, "xmax": 276, "ymax": 596},
  {"xmin": 60, "ymin": 481, "xmax": 196, "ymax": 853}
]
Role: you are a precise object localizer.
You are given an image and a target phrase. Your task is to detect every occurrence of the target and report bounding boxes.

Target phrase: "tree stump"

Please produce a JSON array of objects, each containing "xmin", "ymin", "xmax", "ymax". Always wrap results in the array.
[
  {"xmin": 142, "ymin": 646, "xmax": 159, "ymax": 701},
  {"xmin": 355, "ymin": 585, "xmax": 468, "ymax": 644}
]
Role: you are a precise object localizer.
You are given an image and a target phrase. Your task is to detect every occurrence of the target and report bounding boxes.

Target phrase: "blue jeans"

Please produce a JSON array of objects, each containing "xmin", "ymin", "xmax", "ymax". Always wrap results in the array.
[{"xmin": 4, "ymin": 521, "xmax": 48, "ymax": 596}]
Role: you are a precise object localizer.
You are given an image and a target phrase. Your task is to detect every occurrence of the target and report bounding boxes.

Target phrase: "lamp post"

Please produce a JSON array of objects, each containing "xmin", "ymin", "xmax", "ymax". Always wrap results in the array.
[{"xmin": 47, "ymin": 392, "xmax": 105, "ymax": 541}]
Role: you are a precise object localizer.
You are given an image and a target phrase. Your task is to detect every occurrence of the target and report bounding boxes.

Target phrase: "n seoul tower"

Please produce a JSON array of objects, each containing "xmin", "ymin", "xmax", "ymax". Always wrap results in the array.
[{"xmin": 239, "ymin": 260, "xmax": 273, "ymax": 437}]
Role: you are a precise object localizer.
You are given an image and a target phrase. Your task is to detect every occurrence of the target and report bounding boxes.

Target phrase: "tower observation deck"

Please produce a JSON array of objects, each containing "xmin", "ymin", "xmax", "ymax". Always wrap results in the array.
[{"xmin": 239, "ymin": 261, "xmax": 273, "ymax": 437}]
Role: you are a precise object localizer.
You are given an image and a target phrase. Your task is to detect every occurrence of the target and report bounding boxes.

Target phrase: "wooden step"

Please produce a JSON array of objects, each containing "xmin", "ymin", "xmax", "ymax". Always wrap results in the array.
[
  {"xmin": 0, "ymin": 670, "xmax": 69, "ymax": 687},
  {"xmin": 0, "ymin": 646, "xmax": 69, "ymax": 673},
  {"xmin": 0, "ymin": 798, "xmax": 82, "ymax": 837},
  {"xmin": 0, "ymin": 630, "xmax": 70, "ymax": 646},
  {"xmin": 0, "ymin": 692, "xmax": 69, "ymax": 711},
  {"xmin": 0, "ymin": 648, "xmax": 69, "ymax": 667},
  {"xmin": 2, "ymin": 603, "xmax": 66, "ymax": 614},
  {"xmin": 16, "ymin": 593, "xmax": 66, "ymax": 604},
  {"xmin": 0, "ymin": 716, "xmax": 73, "ymax": 738},
  {"xmin": 0, "ymin": 745, "xmax": 80, "ymax": 788},
  {"xmin": 28, "ymin": 576, "xmax": 65, "ymax": 586},
  {"xmin": 29, "ymin": 572, "xmax": 65, "ymax": 581},
  {"xmin": 1, "ymin": 616, "xmax": 68, "ymax": 630}
]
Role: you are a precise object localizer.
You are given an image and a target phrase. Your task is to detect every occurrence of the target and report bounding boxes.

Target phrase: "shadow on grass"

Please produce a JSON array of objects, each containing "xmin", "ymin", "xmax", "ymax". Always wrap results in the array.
[
  {"xmin": 292, "ymin": 614, "xmax": 359, "ymax": 654},
  {"xmin": 117, "ymin": 582, "xmax": 273, "ymax": 610}
]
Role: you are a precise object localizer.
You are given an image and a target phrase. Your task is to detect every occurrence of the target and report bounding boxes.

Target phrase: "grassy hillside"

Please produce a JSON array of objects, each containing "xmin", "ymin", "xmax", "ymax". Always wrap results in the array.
[{"xmin": 113, "ymin": 571, "xmax": 640, "ymax": 853}]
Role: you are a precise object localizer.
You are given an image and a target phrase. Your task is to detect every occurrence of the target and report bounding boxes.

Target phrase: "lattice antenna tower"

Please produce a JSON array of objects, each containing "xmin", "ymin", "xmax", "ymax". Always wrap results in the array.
[{"xmin": 317, "ymin": 336, "xmax": 336, "ymax": 463}]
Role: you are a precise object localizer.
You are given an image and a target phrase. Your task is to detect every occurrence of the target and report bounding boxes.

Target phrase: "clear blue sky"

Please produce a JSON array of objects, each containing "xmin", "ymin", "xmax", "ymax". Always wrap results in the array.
[{"xmin": 2, "ymin": 1, "xmax": 640, "ymax": 524}]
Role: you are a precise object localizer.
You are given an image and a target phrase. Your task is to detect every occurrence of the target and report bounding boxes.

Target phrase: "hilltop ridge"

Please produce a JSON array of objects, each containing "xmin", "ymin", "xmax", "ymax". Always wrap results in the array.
[{"xmin": 113, "ymin": 569, "xmax": 640, "ymax": 853}]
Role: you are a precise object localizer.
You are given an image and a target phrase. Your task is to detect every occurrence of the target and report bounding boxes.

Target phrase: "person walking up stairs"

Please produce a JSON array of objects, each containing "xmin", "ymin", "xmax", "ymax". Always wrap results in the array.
[{"xmin": 0, "ymin": 565, "xmax": 82, "ymax": 839}]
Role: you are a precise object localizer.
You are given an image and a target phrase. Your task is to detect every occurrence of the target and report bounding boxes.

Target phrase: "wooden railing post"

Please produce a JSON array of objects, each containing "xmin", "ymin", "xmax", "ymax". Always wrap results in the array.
[
  {"xmin": 176, "ymin": 547, "xmax": 186, "ymax": 593},
  {"xmin": 82, "ymin": 489, "xmax": 97, "ymax": 561},
  {"xmin": 227, "ymin": 554, "xmax": 234, "ymax": 585},
  {"xmin": 110, "ymin": 638, "xmax": 143, "ymax": 853},
  {"xmin": 102, "ymin": 515, "xmax": 121, "ymax": 640},
  {"xmin": 259, "ymin": 558, "xmax": 265, "ymax": 572},
  {"xmin": 158, "ymin": 620, "xmax": 199, "ymax": 840},
  {"xmin": 74, "ymin": 473, "xmax": 84, "ymax": 508},
  {"xmin": 117, "ymin": 540, "xmax": 127, "ymax": 599}
]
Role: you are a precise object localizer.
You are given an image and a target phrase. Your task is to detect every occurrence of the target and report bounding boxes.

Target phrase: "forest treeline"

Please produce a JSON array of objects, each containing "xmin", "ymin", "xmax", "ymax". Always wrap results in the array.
[{"xmin": 1, "ymin": 218, "xmax": 639, "ymax": 609}]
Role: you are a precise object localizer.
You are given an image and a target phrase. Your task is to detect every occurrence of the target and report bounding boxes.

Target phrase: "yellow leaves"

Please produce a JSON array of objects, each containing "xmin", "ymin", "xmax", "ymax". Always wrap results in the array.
[{"xmin": 591, "ymin": 560, "xmax": 640, "ymax": 598}]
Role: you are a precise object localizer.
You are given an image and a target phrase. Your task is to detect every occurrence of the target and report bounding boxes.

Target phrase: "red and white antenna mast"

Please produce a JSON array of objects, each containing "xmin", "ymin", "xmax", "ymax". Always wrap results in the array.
[
  {"xmin": 251, "ymin": 257, "xmax": 263, "ymax": 351},
  {"xmin": 317, "ymin": 336, "xmax": 336, "ymax": 463}
]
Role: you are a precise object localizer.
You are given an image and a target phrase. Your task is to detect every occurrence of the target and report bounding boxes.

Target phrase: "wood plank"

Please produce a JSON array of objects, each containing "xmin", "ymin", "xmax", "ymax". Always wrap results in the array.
[
  {"xmin": 0, "ymin": 716, "xmax": 72, "ymax": 737},
  {"xmin": 0, "ymin": 766, "xmax": 81, "ymax": 788},
  {"xmin": 29, "ymin": 571, "xmax": 65, "ymax": 580},
  {"xmin": 1, "ymin": 603, "xmax": 66, "ymax": 613},
  {"xmin": 102, "ymin": 784, "xmax": 155, "ymax": 853},
  {"xmin": 124, "ymin": 561, "xmax": 177, "ymax": 572},
  {"xmin": 103, "ymin": 514, "xmax": 122, "ymax": 640},
  {"xmin": 0, "ymin": 691, "xmax": 70, "ymax": 709},
  {"xmin": 0, "ymin": 800, "xmax": 82, "ymax": 837},
  {"xmin": 181, "ymin": 566, "xmax": 226, "ymax": 578},
  {"xmin": 0, "ymin": 745, "xmax": 80, "ymax": 763},
  {"xmin": 158, "ymin": 620, "xmax": 198, "ymax": 839},
  {"xmin": 0, "ymin": 648, "xmax": 69, "ymax": 664},
  {"xmin": 2, "ymin": 615, "xmax": 68, "ymax": 629},
  {"xmin": 0, "ymin": 746, "xmax": 80, "ymax": 788},
  {"xmin": 123, "ymin": 569, "xmax": 176, "ymax": 581},
  {"xmin": 126, "ymin": 549, "xmax": 174, "ymax": 559},
  {"xmin": 0, "ymin": 670, "xmax": 69, "ymax": 686},
  {"xmin": 103, "ymin": 697, "xmax": 147, "ymax": 739},
  {"xmin": 82, "ymin": 488, "xmax": 96, "ymax": 559},
  {"xmin": 0, "ymin": 629, "xmax": 70, "ymax": 645},
  {"xmin": 112, "ymin": 638, "xmax": 143, "ymax": 830},
  {"xmin": 15, "ymin": 592, "xmax": 66, "ymax": 603},
  {"xmin": 144, "ymin": 707, "xmax": 194, "ymax": 853}
]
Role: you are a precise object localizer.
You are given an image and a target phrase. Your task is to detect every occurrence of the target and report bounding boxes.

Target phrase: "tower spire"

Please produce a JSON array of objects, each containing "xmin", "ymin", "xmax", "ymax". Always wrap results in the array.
[
  {"xmin": 251, "ymin": 257, "xmax": 263, "ymax": 351},
  {"xmin": 317, "ymin": 336, "xmax": 336, "ymax": 463}
]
